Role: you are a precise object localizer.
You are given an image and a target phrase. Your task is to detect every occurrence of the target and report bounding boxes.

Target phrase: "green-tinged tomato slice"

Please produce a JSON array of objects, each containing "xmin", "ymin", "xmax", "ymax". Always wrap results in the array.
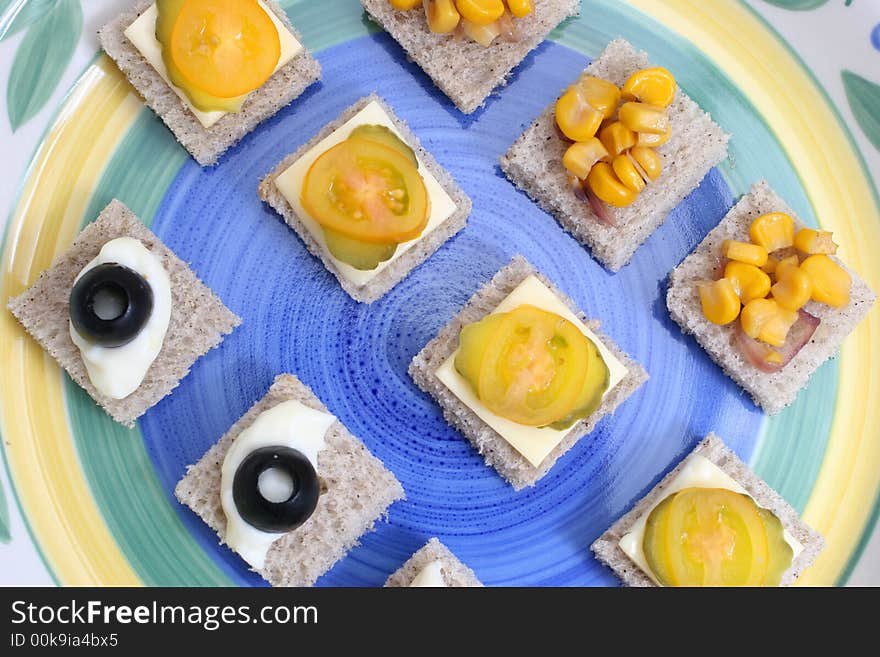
[
  {"xmin": 455, "ymin": 313, "xmax": 507, "ymax": 388},
  {"xmin": 758, "ymin": 507, "xmax": 794, "ymax": 586},
  {"xmin": 642, "ymin": 493, "xmax": 677, "ymax": 587},
  {"xmin": 323, "ymin": 227, "xmax": 397, "ymax": 271},
  {"xmin": 475, "ymin": 305, "xmax": 590, "ymax": 427},
  {"xmin": 644, "ymin": 488, "xmax": 770, "ymax": 587},
  {"xmin": 546, "ymin": 336, "xmax": 609, "ymax": 430},
  {"xmin": 349, "ymin": 125, "xmax": 418, "ymax": 167}
]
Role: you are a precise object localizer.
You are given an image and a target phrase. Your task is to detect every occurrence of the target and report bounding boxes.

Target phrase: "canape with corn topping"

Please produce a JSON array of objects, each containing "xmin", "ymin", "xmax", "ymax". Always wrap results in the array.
[
  {"xmin": 557, "ymin": 67, "xmax": 676, "ymax": 221},
  {"xmin": 698, "ymin": 212, "xmax": 852, "ymax": 372},
  {"xmin": 387, "ymin": 0, "xmax": 533, "ymax": 47}
]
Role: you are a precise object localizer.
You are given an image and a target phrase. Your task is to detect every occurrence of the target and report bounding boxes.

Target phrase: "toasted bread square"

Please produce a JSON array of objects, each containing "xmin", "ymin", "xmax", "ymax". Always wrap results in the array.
[
  {"xmin": 409, "ymin": 255, "xmax": 648, "ymax": 489},
  {"xmin": 360, "ymin": 0, "xmax": 580, "ymax": 114},
  {"xmin": 259, "ymin": 94, "xmax": 471, "ymax": 303},
  {"xmin": 501, "ymin": 39, "xmax": 729, "ymax": 272},
  {"xmin": 591, "ymin": 434, "xmax": 825, "ymax": 587},
  {"xmin": 7, "ymin": 200, "xmax": 240, "ymax": 427},
  {"xmin": 175, "ymin": 374, "xmax": 405, "ymax": 587},
  {"xmin": 99, "ymin": 0, "xmax": 321, "ymax": 166},
  {"xmin": 385, "ymin": 538, "xmax": 482, "ymax": 587},
  {"xmin": 667, "ymin": 181, "xmax": 876, "ymax": 414}
]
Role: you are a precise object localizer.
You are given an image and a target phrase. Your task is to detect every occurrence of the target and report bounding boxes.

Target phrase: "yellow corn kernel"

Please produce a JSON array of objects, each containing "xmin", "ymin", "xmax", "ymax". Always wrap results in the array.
[
  {"xmin": 390, "ymin": 0, "xmax": 421, "ymax": 9},
  {"xmin": 556, "ymin": 85, "xmax": 603, "ymax": 142},
  {"xmin": 801, "ymin": 254, "xmax": 851, "ymax": 307},
  {"xmin": 722, "ymin": 240, "xmax": 768, "ymax": 267},
  {"xmin": 504, "ymin": 0, "xmax": 533, "ymax": 18},
  {"xmin": 612, "ymin": 154, "xmax": 646, "ymax": 193},
  {"xmin": 764, "ymin": 351, "xmax": 784, "ymax": 365},
  {"xmin": 749, "ymin": 212, "xmax": 795, "ymax": 252},
  {"xmin": 761, "ymin": 255, "xmax": 779, "ymax": 275},
  {"xmin": 619, "ymin": 102, "xmax": 669, "ymax": 134},
  {"xmin": 461, "ymin": 18, "xmax": 500, "ymax": 46},
  {"xmin": 724, "ymin": 262, "xmax": 771, "ymax": 305},
  {"xmin": 586, "ymin": 162, "xmax": 638, "ymax": 208},
  {"xmin": 424, "ymin": 0, "xmax": 461, "ymax": 32},
  {"xmin": 762, "ymin": 307, "xmax": 799, "ymax": 347},
  {"xmin": 698, "ymin": 279, "xmax": 741, "ymax": 325},
  {"xmin": 794, "ymin": 228, "xmax": 838, "ymax": 255},
  {"xmin": 636, "ymin": 124, "xmax": 671, "ymax": 148},
  {"xmin": 740, "ymin": 298, "xmax": 777, "ymax": 340},
  {"xmin": 599, "ymin": 121, "xmax": 636, "ymax": 158},
  {"xmin": 621, "ymin": 67, "xmax": 677, "ymax": 107},
  {"xmin": 741, "ymin": 298, "xmax": 797, "ymax": 347},
  {"xmin": 577, "ymin": 75, "xmax": 621, "ymax": 120},
  {"xmin": 629, "ymin": 146, "xmax": 662, "ymax": 181},
  {"xmin": 455, "ymin": 0, "xmax": 504, "ymax": 25},
  {"xmin": 771, "ymin": 263, "xmax": 812, "ymax": 311},
  {"xmin": 776, "ymin": 255, "xmax": 800, "ymax": 274},
  {"xmin": 562, "ymin": 138, "xmax": 608, "ymax": 179}
]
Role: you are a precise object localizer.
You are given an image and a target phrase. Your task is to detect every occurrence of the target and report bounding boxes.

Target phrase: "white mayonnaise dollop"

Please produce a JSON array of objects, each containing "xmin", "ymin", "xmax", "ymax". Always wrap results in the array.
[
  {"xmin": 69, "ymin": 237, "xmax": 171, "ymax": 399},
  {"xmin": 220, "ymin": 400, "xmax": 335, "ymax": 570}
]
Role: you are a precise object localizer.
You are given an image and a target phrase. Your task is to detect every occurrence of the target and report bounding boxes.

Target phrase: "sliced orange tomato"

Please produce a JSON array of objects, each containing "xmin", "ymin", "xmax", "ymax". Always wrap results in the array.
[
  {"xmin": 302, "ymin": 138, "xmax": 429, "ymax": 244},
  {"xmin": 165, "ymin": 0, "xmax": 281, "ymax": 99}
]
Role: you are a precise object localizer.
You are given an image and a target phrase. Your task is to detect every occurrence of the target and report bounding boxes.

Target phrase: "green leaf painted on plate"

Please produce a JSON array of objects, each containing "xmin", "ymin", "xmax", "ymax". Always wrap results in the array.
[
  {"xmin": 6, "ymin": 0, "xmax": 81, "ymax": 131},
  {"xmin": 0, "ymin": 473, "xmax": 10, "ymax": 543},
  {"xmin": 761, "ymin": 0, "xmax": 829, "ymax": 9},
  {"xmin": 0, "ymin": 0, "xmax": 60, "ymax": 41},
  {"xmin": 843, "ymin": 70, "xmax": 880, "ymax": 153}
]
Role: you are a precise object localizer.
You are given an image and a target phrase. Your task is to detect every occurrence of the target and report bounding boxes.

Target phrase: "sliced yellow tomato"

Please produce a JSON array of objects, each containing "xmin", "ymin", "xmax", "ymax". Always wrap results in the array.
[
  {"xmin": 475, "ymin": 305, "xmax": 590, "ymax": 427},
  {"xmin": 455, "ymin": 313, "xmax": 508, "ymax": 386},
  {"xmin": 546, "ymin": 338, "xmax": 609, "ymax": 430},
  {"xmin": 758, "ymin": 507, "xmax": 794, "ymax": 586},
  {"xmin": 644, "ymin": 487, "xmax": 770, "ymax": 587},
  {"xmin": 302, "ymin": 137, "xmax": 429, "ymax": 244},
  {"xmin": 642, "ymin": 493, "xmax": 678, "ymax": 587},
  {"xmin": 165, "ymin": 0, "xmax": 280, "ymax": 99}
]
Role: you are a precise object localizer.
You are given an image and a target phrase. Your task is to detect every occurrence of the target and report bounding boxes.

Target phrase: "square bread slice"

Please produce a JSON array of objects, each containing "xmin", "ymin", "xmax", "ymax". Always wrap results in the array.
[
  {"xmin": 99, "ymin": 0, "xmax": 321, "ymax": 166},
  {"xmin": 259, "ymin": 93, "xmax": 472, "ymax": 303},
  {"xmin": 360, "ymin": 0, "xmax": 580, "ymax": 114},
  {"xmin": 591, "ymin": 433, "xmax": 825, "ymax": 587},
  {"xmin": 7, "ymin": 199, "xmax": 240, "ymax": 427},
  {"xmin": 409, "ymin": 255, "xmax": 648, "ymax": 490},
  {"xmin": 500, "ymin": 38, "xmax": 730, "ymax": 272},
  {"xmin": 667, "ymin": 181, "xmax": 876, "ymax": 415},
  {"xmin": 175, "ymin": 373, "xmax": 405, "ymax": 587},
  {"xmin": 384, "ymin": 538, "xmax": 483, "ymax": 587}
]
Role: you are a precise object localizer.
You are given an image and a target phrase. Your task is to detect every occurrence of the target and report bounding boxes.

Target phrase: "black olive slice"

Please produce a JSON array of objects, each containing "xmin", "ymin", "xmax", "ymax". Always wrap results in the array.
[
  {"xmin": 69, "ymin": 262, "xmax": 154, "ymax": 348},
  {"xmin": 232, "ymin": 446, "xmax": 320, "ymax": 533}
]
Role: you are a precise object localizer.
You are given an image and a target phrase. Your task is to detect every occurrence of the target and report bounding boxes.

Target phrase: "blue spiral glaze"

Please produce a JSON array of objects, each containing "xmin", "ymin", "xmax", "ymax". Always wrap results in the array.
[
  {"xmin": 139, "ymin": 34, "xmax": 761, "ymax": 586},
  {"xmin": 872, "ymin": 23, "xmax": 880, "ymax": 51}
]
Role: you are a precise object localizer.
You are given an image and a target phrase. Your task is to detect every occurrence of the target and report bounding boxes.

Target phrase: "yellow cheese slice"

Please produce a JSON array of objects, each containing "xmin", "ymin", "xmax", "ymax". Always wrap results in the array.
[
  {"xmin": 124, "ymin": 1, "xmax": 303, "ymax": 129},
  {"xmin": 435, "ymin": 275, "xmax": 628, "ymax": 468},
  {"xmin": 618, "ymin": 454, "xmax": 805, "ymax": 585},
  {"xmin": 273, "ymin": 100, "xmax": 457, "ymax": 287}
]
